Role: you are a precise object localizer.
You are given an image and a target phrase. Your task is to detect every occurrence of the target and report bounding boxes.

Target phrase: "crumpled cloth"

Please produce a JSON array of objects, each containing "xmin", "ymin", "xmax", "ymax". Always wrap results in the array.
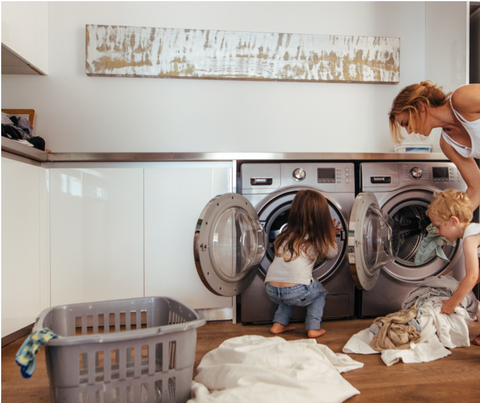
[
  {"xmin": 369, "ymin": 304, "xmax": 421, "ymax": 351},
  {"xmin": 15, "ymin": 327, "xmax": 59, "ymax": 378},
  {"xmin": 415, "ymin": 223, "xmax": 456, "ymax": 264},
  {"xmin": 402, "ymin": 275, "xmax": 479, "ymax": 320},
  {"xmin": 189, "ymin": 335, "xmax": 363, "ymax": 403},
  {"xmin": 343, "ymin": 297, "xmax": 472, "ymax": 366}
]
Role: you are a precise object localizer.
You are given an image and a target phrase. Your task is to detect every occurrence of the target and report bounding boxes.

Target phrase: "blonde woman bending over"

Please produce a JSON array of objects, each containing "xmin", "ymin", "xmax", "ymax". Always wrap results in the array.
[{"xmin": 389, "ymin": 82, "xmax": 480, "ymax": 209}]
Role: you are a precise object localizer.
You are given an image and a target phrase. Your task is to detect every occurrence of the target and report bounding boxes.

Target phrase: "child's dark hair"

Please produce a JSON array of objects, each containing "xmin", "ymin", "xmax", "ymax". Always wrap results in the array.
[{"xmin": 274, "ymin": 189, "xmax": 337, "ymax": 262}]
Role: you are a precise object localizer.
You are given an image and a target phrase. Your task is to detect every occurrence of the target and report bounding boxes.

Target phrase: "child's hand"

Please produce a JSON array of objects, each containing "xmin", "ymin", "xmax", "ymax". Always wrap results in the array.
[
  {"xmin": 440, "ymin": 299, "xmax": 457, "ymax": 314},
  {"xmin": 333, "ymin": 219, "xmax": 342, "ymax": 234}
]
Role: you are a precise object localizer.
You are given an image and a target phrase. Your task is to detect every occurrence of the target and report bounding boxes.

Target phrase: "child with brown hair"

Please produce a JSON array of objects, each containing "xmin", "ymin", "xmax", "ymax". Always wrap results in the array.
[
  {"xmin": 426, "ymin": 188, "xmax": 480, "ymax": 346},
  {"xmin": 264, "ymin": 189, "xmax": 340, "ymax": 338}
]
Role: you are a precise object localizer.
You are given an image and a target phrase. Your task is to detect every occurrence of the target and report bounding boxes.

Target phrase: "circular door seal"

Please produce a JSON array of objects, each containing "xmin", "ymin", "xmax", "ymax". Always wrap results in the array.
[
  {"xmin": 381, "ymin": 189, "xmax": 461, "ymax": 281},
  {"xmin": 194, "ymin": 193, "xmax": 267, "ymax": 297},
  {"xmin": 256, "ymin": 187, "xmax": 347, "ymax": 282}
]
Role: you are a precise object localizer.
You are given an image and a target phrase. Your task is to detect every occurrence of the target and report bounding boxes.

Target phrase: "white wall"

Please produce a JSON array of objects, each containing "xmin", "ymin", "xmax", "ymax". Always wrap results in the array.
[
  {"xmin": 0, "ymin": 1, "xmax": 458, "ymax": 153},
  {"xmin": 425, "ymin": 2, "xmax": 469, "ymax": 150}
]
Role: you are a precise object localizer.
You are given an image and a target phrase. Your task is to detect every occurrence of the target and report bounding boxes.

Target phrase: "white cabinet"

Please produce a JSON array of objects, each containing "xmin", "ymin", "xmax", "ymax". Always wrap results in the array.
[
  {"xmin": 2, "ymin": 159, "xmax": 234, "ymax": 336},
  {"xmin": 1, "ymin": 1, "xmax": 48, "ymax": 75},
  {"xmin": 144, "ymin": 162, "xmax": 233, "ymax": 310},
  {"xmin": 49, "ymin": 167, "xmax": 144, "ymax": 306},
  {"xmin": 1, "ymin": 157, "xmax": 47, "ymax": 337}
]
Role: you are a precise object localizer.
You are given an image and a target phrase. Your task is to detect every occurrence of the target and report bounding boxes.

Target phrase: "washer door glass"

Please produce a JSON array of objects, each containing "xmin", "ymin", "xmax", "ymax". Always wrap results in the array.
[
  {"xmin": 392, "ymin": 201, "xmax": 431, "ymax": 265},
  {"xmin": 194, "ymin": 193, "xmax": 267, "ymax": 297},
  {"xmin": 348, "ymin": 191, "xmax": 400, "ymax": 290}
]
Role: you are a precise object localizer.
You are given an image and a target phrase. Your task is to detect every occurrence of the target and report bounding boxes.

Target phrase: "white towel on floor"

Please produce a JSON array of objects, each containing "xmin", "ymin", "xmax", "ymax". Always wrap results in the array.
[
  {"xmin": 189, "ymin": 335, "xmax": 363, "ymax": 403},
  {"xmin": 342, "ymin": 299, "xmax": 471, "ymax": 366}
]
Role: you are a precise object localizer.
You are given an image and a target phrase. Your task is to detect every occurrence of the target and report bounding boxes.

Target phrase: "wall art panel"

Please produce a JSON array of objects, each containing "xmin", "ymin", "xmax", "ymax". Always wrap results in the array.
[{"xmin": 86, "ymin": 24, "xmax": 400, "ymax": 83}]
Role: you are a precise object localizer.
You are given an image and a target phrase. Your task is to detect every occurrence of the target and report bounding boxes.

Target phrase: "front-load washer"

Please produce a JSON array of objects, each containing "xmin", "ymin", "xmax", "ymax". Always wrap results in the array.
[
  {"xmin": 239, "ymin": 162, "xmax": 356, "ymax": 323},
  {"xmin": 193, "ymin": 162, "xmax": 356, "ymax": 324},
  {"xmin": 349, "ymin": 161, "xmax": 468, "ymax": 318}
]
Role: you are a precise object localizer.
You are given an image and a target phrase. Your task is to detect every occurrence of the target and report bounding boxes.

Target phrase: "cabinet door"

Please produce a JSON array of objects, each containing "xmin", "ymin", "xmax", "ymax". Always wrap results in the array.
[
  {"xmin": 145, "ymin": 163, "xmax": 232, "ymax": 309},
  {"xmin": 1, "ymin": 1, "xmax": 48, "ymax": 74},
  {"xmin": 1, "ymin": 158, "xmax": 43, "ymax": 337},
  {"xmin": 50, "ymin": 168, "xmax": 144, "ymax": 305}
]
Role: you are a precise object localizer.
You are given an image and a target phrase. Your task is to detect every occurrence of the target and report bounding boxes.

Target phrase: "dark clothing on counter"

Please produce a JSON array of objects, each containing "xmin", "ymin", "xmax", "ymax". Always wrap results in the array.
[{"xmin": 2, "ymin": 113, "xmax": 46, "ymax": 151}]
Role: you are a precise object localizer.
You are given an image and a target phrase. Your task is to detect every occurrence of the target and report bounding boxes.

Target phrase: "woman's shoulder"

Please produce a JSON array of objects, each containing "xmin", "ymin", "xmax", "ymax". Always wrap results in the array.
[{"xmin": 451, "ymin": 84, "xmax": 480, "ymax": 117}]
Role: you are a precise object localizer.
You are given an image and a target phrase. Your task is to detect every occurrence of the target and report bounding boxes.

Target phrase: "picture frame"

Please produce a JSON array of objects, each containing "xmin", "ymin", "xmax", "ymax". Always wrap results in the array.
[{"xmin": 2, "ymin": 109, "xmax": 35, "ymax": 127}]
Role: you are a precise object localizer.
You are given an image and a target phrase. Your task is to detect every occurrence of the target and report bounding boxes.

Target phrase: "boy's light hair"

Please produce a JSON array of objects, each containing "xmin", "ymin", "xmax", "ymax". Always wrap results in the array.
[{"xmin": 426, "ymin": 189, "xmax": 473, "ymax": 223}]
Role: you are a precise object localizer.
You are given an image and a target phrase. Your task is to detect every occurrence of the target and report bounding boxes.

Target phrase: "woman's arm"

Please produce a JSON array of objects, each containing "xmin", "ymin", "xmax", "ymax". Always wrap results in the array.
[
  {"xmin": 440, "ymin": 235, "xmax": 480, "ymax": 314},
  {"xmin": 440, "ymin": 136, "xmax": 480, "ymax": 210},
  {"xmin": 451, "ymin": 84, "xmax": 480, "ymax": 121}
]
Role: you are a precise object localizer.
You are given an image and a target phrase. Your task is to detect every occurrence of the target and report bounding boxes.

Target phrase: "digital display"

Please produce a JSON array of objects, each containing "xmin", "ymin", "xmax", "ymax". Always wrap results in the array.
[
  {"xmin": 432, "ymin": 167, "xmax": 449, "ymax": 179},
  {"xmin": 318, "ymin": 168, "xmax": 335, "ymax": 183}
]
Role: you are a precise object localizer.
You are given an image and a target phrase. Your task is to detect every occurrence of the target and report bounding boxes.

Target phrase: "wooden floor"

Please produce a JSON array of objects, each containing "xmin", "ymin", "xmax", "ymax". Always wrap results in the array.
[{"xmin": 2, "ymin": 318, "xmax": 480, "ymax": 402}]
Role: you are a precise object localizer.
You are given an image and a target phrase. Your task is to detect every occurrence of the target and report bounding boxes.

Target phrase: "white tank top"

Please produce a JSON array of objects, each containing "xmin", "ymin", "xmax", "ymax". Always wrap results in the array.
[{"xmin": 441, "ymin": 87, "xmax": 480, "ymax": 158}]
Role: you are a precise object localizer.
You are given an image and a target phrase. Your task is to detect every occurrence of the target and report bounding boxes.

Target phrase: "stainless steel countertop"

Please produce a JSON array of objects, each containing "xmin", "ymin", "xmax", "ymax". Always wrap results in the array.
[{"xmin": 1, "ymin": 137, "xmax": 449, "ymax": 163}]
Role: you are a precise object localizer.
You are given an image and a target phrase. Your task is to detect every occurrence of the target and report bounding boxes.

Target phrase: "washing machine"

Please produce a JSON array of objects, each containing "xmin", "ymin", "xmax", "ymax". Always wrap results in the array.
[
  {"xmin": 349, "ymin": 161, "xmax": 467, "ymax": 318},
  {"xmin": 193, "ymin": 162, "xmax": 356, "ymax": 324}
]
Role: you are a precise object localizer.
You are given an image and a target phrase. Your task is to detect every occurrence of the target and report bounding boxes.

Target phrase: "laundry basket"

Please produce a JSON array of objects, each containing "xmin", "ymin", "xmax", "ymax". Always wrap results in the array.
[{"xmin": 33, "ymin": 296, "xmax": 206, "ymax": 403}]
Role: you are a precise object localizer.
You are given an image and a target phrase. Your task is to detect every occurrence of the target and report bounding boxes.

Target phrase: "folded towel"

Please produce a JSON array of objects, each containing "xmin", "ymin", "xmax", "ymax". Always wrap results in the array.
[
  {"xmin": 414, "ymin": 223, "xmax": 456, "ymax": 265},
  {"xmin": 15, "ymin": 328, "xmax": 59, "ymax": 378}
]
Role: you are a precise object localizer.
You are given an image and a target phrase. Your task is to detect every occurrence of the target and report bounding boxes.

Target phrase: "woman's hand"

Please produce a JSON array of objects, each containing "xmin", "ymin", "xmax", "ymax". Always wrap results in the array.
[{"xmin": 333, "ymin": 219, "xmax": 342, "ymax": 234}]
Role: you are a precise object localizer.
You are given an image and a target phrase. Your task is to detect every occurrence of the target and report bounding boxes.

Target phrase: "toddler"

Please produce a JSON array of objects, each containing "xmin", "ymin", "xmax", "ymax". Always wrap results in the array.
[
  {"xmin": 264, "ymin": 189, "xmax": 340, "ymax": 338},
  {"xmin": 426, "ymin": 188, "xmax": 480, "ymax": 346}
]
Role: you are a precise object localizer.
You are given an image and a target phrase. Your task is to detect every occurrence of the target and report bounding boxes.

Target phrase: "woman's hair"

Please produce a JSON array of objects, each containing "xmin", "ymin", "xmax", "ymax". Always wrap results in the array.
[
  {"xmin": 426, "ymin": 189, "xmax": 473, "ymax": 223},
  {"xmin": 389, "ymin": 81, "xmax": 451, "ymax": 145},
  {"xmin": 274, "ymin": 189, "xmax": 337, "ymax": 262}
]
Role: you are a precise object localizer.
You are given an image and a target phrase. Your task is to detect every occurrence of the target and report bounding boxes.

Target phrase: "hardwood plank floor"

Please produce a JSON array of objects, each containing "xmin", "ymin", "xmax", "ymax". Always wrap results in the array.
[{"xmin": 2, "ymin": 318, "xmax": 480, "ymax": 402}]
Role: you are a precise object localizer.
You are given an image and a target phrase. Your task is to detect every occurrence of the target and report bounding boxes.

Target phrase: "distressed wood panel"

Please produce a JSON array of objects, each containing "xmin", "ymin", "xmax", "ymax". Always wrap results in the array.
[{"xmin": 86, "ymin": 24, "xmax": 400, "ymax": 83}]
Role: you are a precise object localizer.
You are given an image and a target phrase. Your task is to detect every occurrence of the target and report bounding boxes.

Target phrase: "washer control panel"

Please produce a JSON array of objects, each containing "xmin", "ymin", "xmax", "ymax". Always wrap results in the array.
[
  {"xmin": 362, "ymin": 162, "xmax": 466, "ymax": 192},
  {"xmin": 241, "ymin": 163, "xmax": 354, "ymax": 194}
]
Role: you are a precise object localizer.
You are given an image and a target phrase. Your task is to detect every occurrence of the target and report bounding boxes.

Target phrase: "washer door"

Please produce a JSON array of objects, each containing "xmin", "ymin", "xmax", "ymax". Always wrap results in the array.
[
  {"xmin": 348, "ymin": 192, "xmax": 400, "ymax": 290},
  {"xmin": 194, "ymin": 193, "xmax": 267, "ymax": 297}
]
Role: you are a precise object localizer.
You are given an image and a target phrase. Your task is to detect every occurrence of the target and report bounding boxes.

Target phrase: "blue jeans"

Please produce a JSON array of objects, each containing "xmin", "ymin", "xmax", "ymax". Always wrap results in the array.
[{"xmin": 265, "ymin": 280, "xmax": 327, "ymax": 331}]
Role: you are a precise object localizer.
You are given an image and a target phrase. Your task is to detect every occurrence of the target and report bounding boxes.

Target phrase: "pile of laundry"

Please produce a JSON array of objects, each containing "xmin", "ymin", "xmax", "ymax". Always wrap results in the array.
[
  {"xmin": 188, "ymin": 335, "xmax": 364, "ymax": 403},
  {"xmin": 343, "ymin": 276, "xmax": 479, "ymax": 366},
  {"xmin": 1, "ymin": 112, "xmax": 45, "ymax": 151}
]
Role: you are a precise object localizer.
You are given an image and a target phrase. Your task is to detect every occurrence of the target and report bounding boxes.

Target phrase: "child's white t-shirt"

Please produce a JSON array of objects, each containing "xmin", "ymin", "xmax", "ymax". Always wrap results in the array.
[
  {"xmin": 264, "ymin": 243, "xmax": 338, "ymax": 286},
  {"xmin": 462, "ymin": 223, "xmax": 480, "ymax": 258}
]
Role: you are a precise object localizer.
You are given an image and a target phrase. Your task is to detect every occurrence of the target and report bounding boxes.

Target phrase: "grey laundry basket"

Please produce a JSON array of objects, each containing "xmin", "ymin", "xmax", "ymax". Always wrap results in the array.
[{"xmin": 33, "ymin": 296, "xmax": 205, "ymax": 403}]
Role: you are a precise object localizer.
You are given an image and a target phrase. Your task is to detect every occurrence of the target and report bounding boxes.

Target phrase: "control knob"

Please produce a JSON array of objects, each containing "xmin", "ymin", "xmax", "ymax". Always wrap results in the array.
[
  {"xmin": 293, "ymin": 168, "xmax": 306, "ymax": 181},
  {"xmin": 410, "ymin": 167, "xmax": 423, "ymax": 180}
]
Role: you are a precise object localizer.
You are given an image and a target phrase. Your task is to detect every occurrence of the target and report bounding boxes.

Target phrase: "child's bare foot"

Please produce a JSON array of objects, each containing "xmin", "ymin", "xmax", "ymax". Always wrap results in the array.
[
  {"xmin": 472, "ymin": 334, "xmax": 480, "ymax": 346},
  {"xmin": 308, "ymin": 329, "xmax": 327, "ymax": 338},
  {"xmin": 270, "ymin": 322, "xmax": 296, "ymax": 334}
]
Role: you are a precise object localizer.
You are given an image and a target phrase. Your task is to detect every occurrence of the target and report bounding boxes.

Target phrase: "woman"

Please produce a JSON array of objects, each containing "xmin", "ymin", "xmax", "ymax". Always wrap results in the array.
[{"xmin": 389, "ymin": 82, "xmax": 480, "ymax": 209}]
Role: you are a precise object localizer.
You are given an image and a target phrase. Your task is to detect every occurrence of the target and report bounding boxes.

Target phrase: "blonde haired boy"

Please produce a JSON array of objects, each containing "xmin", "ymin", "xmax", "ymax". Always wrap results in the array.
[{"xmin": 426, "ymin": 189, "xmax": 480, "ymax": 346}]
